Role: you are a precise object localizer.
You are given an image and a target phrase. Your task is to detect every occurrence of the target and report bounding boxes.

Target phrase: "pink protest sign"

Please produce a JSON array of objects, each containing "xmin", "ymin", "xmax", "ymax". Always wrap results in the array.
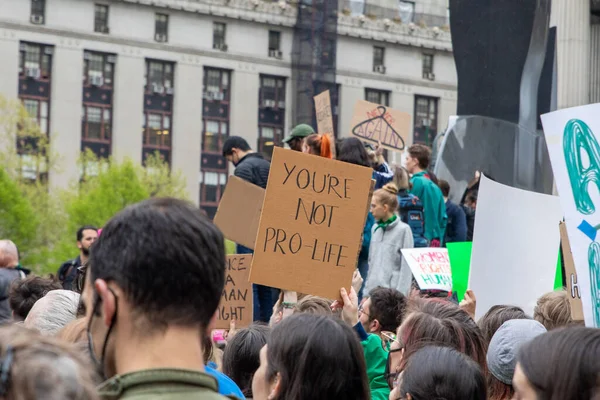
[{"xmin": 402, "ymin": 248, "xmax": 452, "ymax": 291}]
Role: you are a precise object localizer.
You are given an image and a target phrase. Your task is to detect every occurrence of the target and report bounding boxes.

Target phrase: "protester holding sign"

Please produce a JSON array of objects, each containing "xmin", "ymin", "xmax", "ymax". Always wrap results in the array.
[
  {"xmin": 364, "ymin": 183, "xmax": 414, "ymax": 296},
  {"xmin": 302, "ymin": 133, "xmax": 333, "ymax": 159}
]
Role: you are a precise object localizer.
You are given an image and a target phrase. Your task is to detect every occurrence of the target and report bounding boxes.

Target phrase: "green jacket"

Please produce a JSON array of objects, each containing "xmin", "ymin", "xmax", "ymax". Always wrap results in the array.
[
  {"xmin": 410, "ymin": 171, "xmax": 448, "ymax": 242},
  {"xmin": 98, "ymin": 368, "xmax": 237, "ymax": 400},
  {"xmin": 355, "ymin": 323, "xmax": 389, "ymax": 400}
]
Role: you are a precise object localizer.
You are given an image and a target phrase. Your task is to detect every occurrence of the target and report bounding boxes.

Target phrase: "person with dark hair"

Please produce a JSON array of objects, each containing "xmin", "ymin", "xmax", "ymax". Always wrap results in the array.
[
  {"xmin": 222, "ymin": 136, "xmax": 277, "ymax": 324},
  {"xmin": 392, "ymin": 346, "xmax": 487, "ymax": 400},
  {"xmin": 84, "ymin": 198, "xmax": 230, "ymax": 399},
  {"xmin": 58, "ymin": 225, "xmax": 97, "ymax": 291},
  {"xmin": 486, "ymin": 319, "xmax": 546, "ymax": 400},
  {"xmin": 477, "ymin": 305, "xmax": 530, "ymax": 344},
  {"xmin": 9, "ymin": 276, "xmax": 61, "ymax": 321},
  {"xmin": 405, "ymin": 144, "xmax": 447, "ymax": 247},
  {"xmin": 514, "ymin": 327, "xmax": 600, "ymax": 400},
  {"xmin": 283, "ymin": 124, "xmax": 314, "ymax": 152},
  {"xmin": 463, "ymin": 189, "xmax": 478, "ymax": 241},
  {"xmin": 251, "ymin": 313, "xmax": 370, "ymax": 400},
  {"xmin": 223, "ymin": 324, "xmax": 270, "ymax": 398},
  {"xmin": 360, "ymin": 287, "xmax": 407, "ymax": 339},
  {"xmin": 438, "ymin": 179, "xmax": 467, "ymax": 244}
]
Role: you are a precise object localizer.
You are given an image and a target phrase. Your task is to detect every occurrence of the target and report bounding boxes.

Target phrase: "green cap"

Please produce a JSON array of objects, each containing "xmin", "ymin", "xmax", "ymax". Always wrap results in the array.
[{"xmin": 283, "ymin": 124, "xmax": 315, "ymax": 143}]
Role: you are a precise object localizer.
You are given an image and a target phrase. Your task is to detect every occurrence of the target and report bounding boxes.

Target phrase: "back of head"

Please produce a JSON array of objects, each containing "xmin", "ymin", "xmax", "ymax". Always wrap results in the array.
[
  {"xmin": 533, "ymin": 291, "xmax": 572, "ymax": 330},
  {"xmin": 293, "ymin": 296, "xmax": 333, "ymax": 316},
  {"xmin": 222, "ymin": 136, "xmax": 251, "ymax": 156},
  {"xmin": 438, "ymin": 179, "xmax": 450, "ymax": 197},
  {"xmin": 89, "ymin": 197, "xmax": 225, "ymax": 333},
  {"xmin": 518, "ymin": 327, "xmax": 600, "ymax": 400},
  {"xmin": 305, "ymin": 134, "xmax": 333, "ymax": 159},
  {"xmin": 24, "ymin": 290, "xmax": 80, "ymax": 336},
  {"xmin": 0, "ymin": 324, "xmax": 99, "ymax": 400},
  {"xmin": 336, "ymin": 138, "xmax": 371, "ymax": 168},
  {"xmin": 393, "ymin": 166, "xmax": 411, "ymax": 191},
  {"xmin": 368, "ymin": 287, "xmax": 407, "ymax": 332},
  {"xmin": 57, "ymin": 317, "xmax": 89, "ymax": 345},
  {"xmin": 9, "ymin": 276, "xmax": 62, "ymax": 321},
  {"xmin": 0, "ymin": 240, "xmax": 19, "ymax": 268},
  {"xmin": 267, "ymin": 313, "xmax": 369, "ymax": 400},
  {"xmin": 478, "ymin": 304, "xmax": 529, "ymax": 344},
  {"xmin": 401, "ymin": 346, "xmax": 487, "ymax": 400},
  {"xmin": 374, "ymin": 183, "xmax": 400, "ymax": 211},
  {"xmin": 223, "ymin": 324, "xmax": 270, "ymax": 397},
  {"xmin": 408, "ymin": 144, "xmax": 432, "ymax": 170}
]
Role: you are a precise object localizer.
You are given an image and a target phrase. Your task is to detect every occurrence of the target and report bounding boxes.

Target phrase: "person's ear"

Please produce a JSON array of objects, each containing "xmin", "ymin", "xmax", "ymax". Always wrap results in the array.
[
  {"xmin": 268, "ymin": 372, "xmax": 282, "ymax": 400},
  {"xmin": 370, "ymin": 319, "xmax": 380, "ymax": 333},
  {"xmin": 77, "ymin": 241, "xmax": 82, "ymax": 250},
  {"xmin": 94, "ymin": 279, "xmax": 116, "ymax": 327}
]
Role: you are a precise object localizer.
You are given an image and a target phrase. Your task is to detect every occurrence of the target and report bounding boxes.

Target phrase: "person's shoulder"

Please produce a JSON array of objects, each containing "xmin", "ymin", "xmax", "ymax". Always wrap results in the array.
[{"xmin": 204, "ymin": 366, "xmax": 245, "ymax": 399}]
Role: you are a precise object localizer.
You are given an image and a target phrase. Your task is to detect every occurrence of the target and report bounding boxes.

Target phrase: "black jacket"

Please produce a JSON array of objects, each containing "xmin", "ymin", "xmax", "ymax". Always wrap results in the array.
[
  {"xmin": 234, "ymin": 153, "xmax": 270, "ymax": 189},
  {"xmin": 58, "ymin": 256, "xmax": 82, "ymax": 291},
  {"xmin": 0, "ymin": 268, "xmax": 24, "ymax": 324}
]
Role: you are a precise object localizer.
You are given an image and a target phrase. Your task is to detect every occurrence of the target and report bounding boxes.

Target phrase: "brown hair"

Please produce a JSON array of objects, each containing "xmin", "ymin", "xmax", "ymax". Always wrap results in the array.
[
  {"xmin": 477, "ymin": 305, "xmax": 529, "ymax": 344},
  {"xmin": 487, "ymin": 373, "xmax": 514, "ymax": 400},
  {"xmin": 57, "ymin": 317, "xmax": 88, "ymax": 344},
  {"xmin": 408, "ymin": 144, "xmax": 432, "ymax": 169},
  {"xmin": 374, "ymin": 183, "xmax": 399, "ymax": 212},
  {"xmin": 534, "ymin": 291, "xmax": 572, "ymax": 330},
  {"xmin": 9, "ymin": 276, "xmax": 62, "ymax": 321},
  {"xmin": 0, "ymin": 325, "xmax": 99, "ymax": 400},
  {"xmin": 305, "ymin": 134, "xmax": 333, "ymax": 159},
  {"xmin": 293, "ymin": 296, "xmax": 333, "ymax": 316}
]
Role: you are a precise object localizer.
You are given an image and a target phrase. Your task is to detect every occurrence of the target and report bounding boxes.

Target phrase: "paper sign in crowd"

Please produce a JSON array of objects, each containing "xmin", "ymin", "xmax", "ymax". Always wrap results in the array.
[
  {"xmin": 403, "ymin": 248, "xmax": 452, "ymax": 292},
  {"xmin": 215, "ymin": 254, "xmax": 253, "ymax": 329},
  {"xmin": 559, "ymin": 222, "xmax": 585, "ymax": 321},
  {"xmin": 250, "ymin": 147, "xmax": 374, "ymax": 299},
  {"xmin": 314, "ymin": 90, "xmax": 335, "ymax": 137},
  {"xmin": 542, "ymin": 104, "xmax": 600, "ymax": 327},
  {"xmin": 350, "ymin": 100, "xmax": 411, "ymax": 152}
]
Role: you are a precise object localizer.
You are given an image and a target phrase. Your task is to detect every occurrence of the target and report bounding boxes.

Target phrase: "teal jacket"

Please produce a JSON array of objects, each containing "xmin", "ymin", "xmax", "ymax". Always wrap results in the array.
[
  {"xmin": 355, "ymin": 323, "xmax": 390, "ymax": 400},
  {"xmin": 410, "ymin": 171, "xmax": 447, "ymax": 242}
]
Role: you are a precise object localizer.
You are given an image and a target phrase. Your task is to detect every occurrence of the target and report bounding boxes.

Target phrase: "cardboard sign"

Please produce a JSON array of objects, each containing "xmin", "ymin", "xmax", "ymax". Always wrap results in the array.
[
  {"xmin": 214, "ymin": 176, "xmax": 265, "ymax": 250},
  {"xmin": 215, "ymin": 254, "xmax": 253, "ymax": 329},
  {"xmin": 542, "ymin": 105, "xmax": 600, "ymax": 327},
  {"xmin": 403, "ymin": 248, "xmax": 452, "ymax": 291},
  {"xmin": 314, "ymin": 90, "xmax": 335, "ymax": 136},
  {"xmin": 559, "ymin": 222, "xmax": 585, "ymax": 321},
  {"xmin": 470, "ymin": 176, "xmax": 563, "ymax": 319},
  {"xmin": 250, "ymin": 147, "xmax": 374, "ymax": 299},
  {"xmin": 350, "ymin": 100, "xmax": 411, "ymax": 152}
]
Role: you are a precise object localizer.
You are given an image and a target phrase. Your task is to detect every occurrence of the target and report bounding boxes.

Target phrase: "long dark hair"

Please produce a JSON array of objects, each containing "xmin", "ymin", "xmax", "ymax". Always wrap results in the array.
[
  {"xmin": 517, "ymin": 327, "xmax": 600, "ymax": 400},
  {"xmin": 401, "ymin": 346, "xmax": 487, "ymax": 400},
  {"xmin": 222, "ymin": 324, "xmax": 270, "ymax": 397},
  {"xmin": 477, "ymin": 305, "xmax": 529, "ymax": 344},
  {"xmin": 336, "ymin": 138, "xmax": 371, "ymax": 168},
  {"xmin": 266, "ymin": 313, "xmax": 370, "ymax": 400}
]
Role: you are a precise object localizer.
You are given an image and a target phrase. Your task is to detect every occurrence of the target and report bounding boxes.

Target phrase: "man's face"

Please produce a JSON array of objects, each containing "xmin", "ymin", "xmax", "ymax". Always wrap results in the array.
[
  {"xmin": 78, "ymin": 229, "xmax": 98, "ymax": 256},
  {"xmin": 225, "ymin": 149, "xmax": 241, "ymax": 166},
  {"xmin": 288, "ymin": 137, "xmax": 304, "ymax": 152},
  {"xmin": 405, "ymin": 154, "xmax": 419, "ymax": 174},
  {"xmin": 359, "ymin": 298, "xmax": 373, "ymax": 332}
]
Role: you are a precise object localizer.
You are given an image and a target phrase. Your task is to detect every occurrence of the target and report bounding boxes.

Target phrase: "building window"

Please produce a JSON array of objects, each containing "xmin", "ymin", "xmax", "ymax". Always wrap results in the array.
[
  {"xmin": 260, "ymin": 75, "xmax": 286, "ymax": 109},
  {"xmin": 258, "ymin": 75, "xmax": 286, "ymax": 159},
  {"xmin": 203, "ymin": 119, "xmax": 228, "ymax": 153},
  {"xmin": 365, "ymin": 88, "xmax": 390, "ymax": 106},
  {"xmin": 83, "ymin": 52, "xmax": 114, "ymax": 87},
  {"xmin": 82, "ymin": 106, "xmax": 111, "ymax": 142},
  {"xmin": 155, "ymin": 13, "xmax": 168, "ymax": 43},
  {"xmin": 203, "ymin": 67, "xmax": 229, "ymax": 103},
  {"xmin": 422, "ymin": 54, "xmax": 435, "ymax": 80},
  {"xmin": 213, "ymin": 22, "xmax": 227, "ymax": 51},
  {"xmin": 373, "ymin": 46, "xmax": 385, "ymax": 74},
  {"xmin": 143, "ymin": 112, "xmax": 171, "ymax": 148},
  {"xmin": 145, "ymin": 60, "xmax": 174, "ymax": 93},
  {"xmin": 94, "ymin": 4, "xmax": 109, "ymax": 33},
  {"xmin": 23, "ymin": 99, "xmax": 49, "ymax": 136},
  {"xmin": 398, "ymin": 1, "xmax": 415, "ymax": 23},
  {"xmin": 30, "ymin": 0, "xmax": 45, "ymax": 24},
  {"xmin": 19, "ymin": 42, "xmax": 52, "ymax": 80},
  {"xmin": 349, "ymin": 0, "xmax": 365, "ymax": 16},
  {"xmin": 413, "ymin": 95, "xmax": 439, "ymax": 146},
  {"xmin": 200, "ymin": 171, "xmax": 227, "ymax": 204},
  {"xmin": 268, "ymin": 30, "xmax": 282, "ymax": 58}
]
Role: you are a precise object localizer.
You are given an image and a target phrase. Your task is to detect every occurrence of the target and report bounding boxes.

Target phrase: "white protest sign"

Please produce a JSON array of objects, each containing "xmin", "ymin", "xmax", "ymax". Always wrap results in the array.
[
  {"xmin": 402, "ymin": 248, "xmax": 452, "ymax": 291},
  {"xmin": 542, "ymin": 105, "xmax": 600, "ymax": 327},
  {"xmin": 470, "ymin": 175, "xmax": 563, "ymax": 319}
]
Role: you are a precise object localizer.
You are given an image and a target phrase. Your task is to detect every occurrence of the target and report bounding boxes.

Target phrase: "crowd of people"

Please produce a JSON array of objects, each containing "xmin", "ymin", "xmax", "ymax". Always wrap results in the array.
[{"xmin": 0, "ymin": 122, "xmax": 596, "ymax": 400}]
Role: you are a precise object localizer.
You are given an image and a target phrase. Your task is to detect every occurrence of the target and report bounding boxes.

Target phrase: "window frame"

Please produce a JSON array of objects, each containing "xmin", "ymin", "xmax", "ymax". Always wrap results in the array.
[
  {"xmin": 199, "ymin": 170, "xmax": 228, "ymax": 205},
  {"xmin": 30, "ymin": 0, "xmax": 45, "ymax": 23},
  {"xmin": 422, "ymin": 53, "xmax": 434, "ymax": 79},
  {"xmin": 142, "ymin": 111, "xmax": 172, "ymax": 149},
  {"xmin": 83, "ymin": 51, "xmax": 115, "ymax": 87},
  {"xmin": 154, "ymin": 13, "xmax": 169, "ymax": 43},
  {"xmin": 94, "ymin": 4, "xmax": 109, "ymax": 33},
  {"xmin": 202, "ymin": 118, "xmax": 229, "ymax": 153},
  {"xmin": 373, "ymin": 46, "xmax": 385, "ymax": 67},
  {"xmin": 398, "ymin": 0, "xmax": 415, "ymax": 23},
  {"xmin": 19, "ymin": 42, "xmax": 52, "ymax": 80},
  {"xmin": 144, "ymin": 59, "xmax": 175, "ymax": 93},
  {"xmin": 82, "ymin": 104, "xmax": 112, "ymax": 143},
  {"xmin": 257, "ymin": 124, "xmax": 283, "ymax": 160},
  {"xmin": 413, "ymin": 95, "xmax": 439, "ymax": 145},
  {"xmin": 259, "ymin": 75, "xmax": 286, "ymax": 109},
  {"xmin": 203, "ymin": 67, "xmax": 230, "ymax": 102},
  {"xmin": 21, "ymin": 97, "xmax": 49, "ymax": 136},
  {"xmin": 268, "ymin": 30, "xmax": 281, "ymax": 57},
  {"xmin": 365, "ymin": 88, "xmax": 390, "ymax": 106},
  {"xmin": 213, "ymin": 22, "xmax": 227, "ymax": 49}
]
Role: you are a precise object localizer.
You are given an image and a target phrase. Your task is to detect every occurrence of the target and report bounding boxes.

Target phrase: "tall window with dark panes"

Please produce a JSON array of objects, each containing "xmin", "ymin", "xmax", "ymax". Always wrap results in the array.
[
  {"xmin": 200, "ymin": 67, "xmax": 231, "ymax": 218},
  {"xmin": 422, "ymin": 53, "xmax": 434, "ymax": 80},
  {"xmin": 94, "ymin": 4, "xmax": 109, "ymax": 34},
  {"xmin": 142, "ymin": 60, "xmax": 174, "ymax": 166},
  {"xmin": 413, "ymin": 95, "xmax": 439, "ymax": 146},
  {"xmin": 154, "ymin": 14, "xmax": 168, "ymax": 43},
  {"xmin": 258, "ymin": 75, "xmax": 286, "ymax": 160},
  {"xmin": 81, "ymin": 51, "xmax": 115, "ymax": 166},
  {"xmin": 213, "ymin": 22, "xmax": 227, "ymax": 50},
  {"xmin": 373, "ymin": 46, "xmax": 385, "ymax": 73},
  {"xmin": 268, "ymin": 31, "xmax": 281, "ymax": 58},
  {"xmin": 18, "ymin": 42, "xmax": 53, "ymax": 181},
  {"xmin": 30, "ymin": 0, "xmax": 45, "ymax": 24}
]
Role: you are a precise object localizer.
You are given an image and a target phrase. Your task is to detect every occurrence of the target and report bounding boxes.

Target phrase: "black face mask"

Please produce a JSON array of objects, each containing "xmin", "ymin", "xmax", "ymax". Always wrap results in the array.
[{"xmin": 87, "ymin": 287, "xmax": 118, "ymax": 380}]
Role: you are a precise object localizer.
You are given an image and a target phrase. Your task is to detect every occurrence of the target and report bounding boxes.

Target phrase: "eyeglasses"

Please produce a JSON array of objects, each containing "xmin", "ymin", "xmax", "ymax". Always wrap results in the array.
[
  {"xmin": 358, "ymin": 305, "xmax": 370, "ymax": 318},
  {"xmin": 383, "ymin": 337, "xmax": 404, "ymax": 391}
]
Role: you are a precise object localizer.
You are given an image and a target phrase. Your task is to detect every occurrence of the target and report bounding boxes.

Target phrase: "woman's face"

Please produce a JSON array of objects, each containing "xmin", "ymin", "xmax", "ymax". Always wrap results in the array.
[
  {"xmin": 302, "ymin": 141, "xmax": 317, "ymax": 155},
  {"xmin": 370, "ymin": 195, "xmax": 389, "ymax": 221},
  {"xmin": 252, "ymin": 345, "xmax": 277, "ymax": 400},
  {"xmin": 512, "ymin": 363, "xmax": 538, "ymax": 400}
]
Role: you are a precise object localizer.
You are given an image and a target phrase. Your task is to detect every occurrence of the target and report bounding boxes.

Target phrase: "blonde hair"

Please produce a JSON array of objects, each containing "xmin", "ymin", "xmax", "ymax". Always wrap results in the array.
[
  {"xmin": 534, "ymin": 291, "xmax": 573, "ymax": 330},
  {"xmin": 293, "ymin": 296, "xmax": 333, "ymax": 316},
  {"xmin": 393, "ymin": 166, "xmax": 411, "ymax": 191},
  {"xmin": 374, "ymin": 183, "xmax": 399, "ymax": 212}
]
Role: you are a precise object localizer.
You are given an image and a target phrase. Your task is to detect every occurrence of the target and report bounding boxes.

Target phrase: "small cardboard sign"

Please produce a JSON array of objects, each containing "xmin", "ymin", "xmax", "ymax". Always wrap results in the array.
[
  {"xmin": 250, "ymin": 147, "xmax": 374, "ymax": 299},
  {"xmin": 214, "ymin": 176, "xmax": 265, "ymax": 250},
  {"xmin": 350, "ymin": 100, "xmax": 411, "ymax": 152},
  {"xmin": 560, "ymin": 222, "xmax": 584, "ymax": 321},
  {"xmin": 403, "ymin": 248, "xmax": 452, "ymax": 291},
  {"xmin": 314, "ymin": 90, "xmax": 335, "ymax": 136},
  {"xmin": 215, "ymin": 254, "xmax": 253, "ymax": 329}
]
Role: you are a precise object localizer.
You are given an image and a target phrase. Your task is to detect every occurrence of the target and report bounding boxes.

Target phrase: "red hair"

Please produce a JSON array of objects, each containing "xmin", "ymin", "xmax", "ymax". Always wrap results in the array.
[{"xmin": 305, "ymin": 134, "xmax": 333, "ymax": 159}]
